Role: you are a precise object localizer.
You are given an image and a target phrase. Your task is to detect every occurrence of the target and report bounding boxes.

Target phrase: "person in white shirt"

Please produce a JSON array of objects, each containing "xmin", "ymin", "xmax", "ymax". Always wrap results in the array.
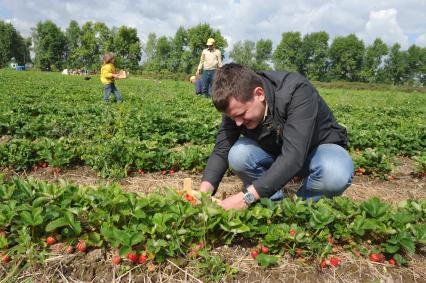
[{"xmin": 196, "ymin": 38, "xmax": 222, "ymax": 97}]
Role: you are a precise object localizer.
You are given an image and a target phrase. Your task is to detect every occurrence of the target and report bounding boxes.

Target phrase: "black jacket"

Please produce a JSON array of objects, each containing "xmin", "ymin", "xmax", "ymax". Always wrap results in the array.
[{"xmin": 202, "ymin": 71, "xmax": 348, "ymax": 198}]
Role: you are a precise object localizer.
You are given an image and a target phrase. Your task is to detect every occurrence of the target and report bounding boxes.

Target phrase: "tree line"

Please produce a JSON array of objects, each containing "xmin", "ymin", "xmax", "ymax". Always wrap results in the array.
[{"xmin": 0, "ymin": 20, "xmax": 425, "ymax": 86}]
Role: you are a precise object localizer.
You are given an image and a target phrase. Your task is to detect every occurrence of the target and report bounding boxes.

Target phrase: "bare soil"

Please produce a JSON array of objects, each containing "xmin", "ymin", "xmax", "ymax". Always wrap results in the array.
[{"xmin": 1, "ymin": 161, "xmax": 425, "ymax": 283}]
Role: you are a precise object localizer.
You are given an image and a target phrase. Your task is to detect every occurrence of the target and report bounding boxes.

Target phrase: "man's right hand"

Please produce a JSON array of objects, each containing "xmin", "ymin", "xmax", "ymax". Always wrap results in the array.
[{"xmin": 199, "ymin": 181, "xmax": 214, "ymax": 195}]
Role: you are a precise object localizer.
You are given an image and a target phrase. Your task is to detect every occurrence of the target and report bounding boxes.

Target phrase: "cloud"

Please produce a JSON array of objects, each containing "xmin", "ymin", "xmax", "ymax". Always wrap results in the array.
[
  {"xmin": 1, "ymin": 0, "xmax": 425, "ymax": 51},
  {"xmin": 357, "ymin": 9, "xmax": 409, "ymax": 49}
]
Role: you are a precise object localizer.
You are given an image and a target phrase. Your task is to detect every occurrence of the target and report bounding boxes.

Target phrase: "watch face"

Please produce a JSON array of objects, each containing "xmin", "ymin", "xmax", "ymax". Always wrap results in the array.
[{"xmin": 244, "ymin": 192, "xmax": 256, "ymax": 204}]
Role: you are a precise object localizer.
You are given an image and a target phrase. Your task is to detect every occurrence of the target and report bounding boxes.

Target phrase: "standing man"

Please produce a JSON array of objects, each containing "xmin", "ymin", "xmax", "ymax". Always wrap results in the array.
[
  {"xmin": 199, "ymin": 63, "xmax": 354, "ymax": 210},
  {"xmin": 196, "ymin": 38, "xmax": 222, "ymax": 97}
]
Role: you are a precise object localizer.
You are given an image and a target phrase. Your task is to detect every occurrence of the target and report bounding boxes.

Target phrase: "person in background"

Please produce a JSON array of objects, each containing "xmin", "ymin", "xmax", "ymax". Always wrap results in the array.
[
  {"xmin": 101, "ymin": 52, "xmax": 122, "ymax": 103},
  {"xmin": 199, "ymin": 63, "xmax": 354, "ymax": 210},
  {"xmin": 190, "ymin": 75, "xmax": 203, "ymax": 95},
  {"xmin": 196, "ymin": 38, "xmax": 222, "ymax": 97}
]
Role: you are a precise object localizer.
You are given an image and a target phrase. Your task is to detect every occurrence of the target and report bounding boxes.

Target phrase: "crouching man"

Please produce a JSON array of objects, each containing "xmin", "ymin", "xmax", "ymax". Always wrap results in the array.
[{"xmin": 199, "ymin": 63, "xmax": 354, "ymax": 210}]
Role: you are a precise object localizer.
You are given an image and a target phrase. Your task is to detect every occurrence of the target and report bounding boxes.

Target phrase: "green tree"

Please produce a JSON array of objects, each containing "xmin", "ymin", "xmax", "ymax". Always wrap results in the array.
[
  {"xmin": 76, "ymin": 21, "xmax": 100, "ymax": 70},
  {"xmin": 300, "ymin": 31, "xmax": 329, "ymax": 81},
  {"xmin": 329, "ymin": 34, "xmax": 365, "ymax": 81},
  {"xmin": 113, "ymin": 26, "xmax": 141, "ymax": 71},
  {"xmin": 406, "ymin": 44, "xmax": 426, "ymax": 86},
  {"xmin": 94, "ymin": 22, "xmax": 113, "ymax": 60},
  {"xmin": 187, "ymin": 23, "xmax": 227, "ymax": 73},
  {"xmin": 65, "ymin": 20, "xmax": 81, "ymax": 68},
  {"xmin": 360, "ymin": 38, "xmax": 388, "ymax": 83},
  {"xmin": 272, "ymin": 32, "xmax": 302, "ymax": 72},
  {"xmin": 32, "ymin": 20, "xmax": 67, "ymax": 71},
  {"xmin": 229, "ymin": 40, "xmax": 255, "ymax": 68},
  {"xmin": 254, "ymin": 39, "xmax": 272, "ymax": 70},
  {"xmin": 0, "ymin": 20, "xmax": 31, "ymax": 67},
  {"xmin": 383, "ymin": 43, "xmax": 408, "ymax": 85},
  {"xmin": 168, "ymin": 27, "xmax": 188, "ymax": 73},
  {"xmin": 142, "ymin": 32, "xmax": 157, "ymax": 71}
]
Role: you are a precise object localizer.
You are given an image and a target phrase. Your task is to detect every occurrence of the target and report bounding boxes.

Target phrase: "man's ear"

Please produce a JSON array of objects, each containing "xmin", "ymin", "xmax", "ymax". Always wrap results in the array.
[{"xmin": 254, "ymin": 87, "xmax": 265, "ymax": 101}]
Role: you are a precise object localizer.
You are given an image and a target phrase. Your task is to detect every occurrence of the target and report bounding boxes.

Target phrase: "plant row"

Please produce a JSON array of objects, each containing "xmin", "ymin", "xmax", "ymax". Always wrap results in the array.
[
  {"xmin": 1, "ymin": 177, "xmax": 425, "ymax": 272},
  {"xmin": 0, "ymin": 70, "xmax": 425, "ymax": 177}
]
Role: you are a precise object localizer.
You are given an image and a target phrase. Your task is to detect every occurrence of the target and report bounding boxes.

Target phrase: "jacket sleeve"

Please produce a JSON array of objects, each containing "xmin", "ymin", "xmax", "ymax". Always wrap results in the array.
[
  {"xmin": 252, "ymin": 83, "xmax": 318, "ymax": 198},
  {"xmin": 201, "ymin": 115, "xmax": 241, "ymax": 194}
]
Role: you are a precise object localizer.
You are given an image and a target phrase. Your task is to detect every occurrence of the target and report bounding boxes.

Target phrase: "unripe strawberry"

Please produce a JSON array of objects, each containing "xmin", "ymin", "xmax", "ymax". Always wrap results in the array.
[
  {"xmin": 289, "ymin": 229, "xmax": 296, "ymax": 236},
  {"xmin": 2, "ymin": 255, "xmax": 11, "ymax": 264},
  {"xmin": 112, "ymin": 255, "xmax": 121, "ymax": 265},
  {"xmin": 76, "ymin": 241, "xmax": 87, "ymax": 252},
  {"xmin": 65, "ymin": 246, "xmax": 74, "ymax": 254},
  {"xmin": 320, "ymin": 259, "xmax": 328, "ymax": 268}
]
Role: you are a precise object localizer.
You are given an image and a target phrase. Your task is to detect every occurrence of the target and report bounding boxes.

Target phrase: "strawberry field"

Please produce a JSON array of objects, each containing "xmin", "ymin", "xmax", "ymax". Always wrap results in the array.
[{"xmin": 0, "ymin": 69, "xmax": 425, "ymax": 282}]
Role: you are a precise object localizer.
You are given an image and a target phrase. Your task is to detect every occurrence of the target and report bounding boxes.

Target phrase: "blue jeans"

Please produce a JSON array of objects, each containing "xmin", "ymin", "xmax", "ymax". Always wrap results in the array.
[
  {"xmin": 228, "ymin": 137, "xmax": 354, "ymax": 202},
  {"xmin": 103, "ymin": 83, "xmax": 122, "ymax": 102},
  {"xmin": 201, "ymin": 70, "xmax": 215, "ymax": 97}
]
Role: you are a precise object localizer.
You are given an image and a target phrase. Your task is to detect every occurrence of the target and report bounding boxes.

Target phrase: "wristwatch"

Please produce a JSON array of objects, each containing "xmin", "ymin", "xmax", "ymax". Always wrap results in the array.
[{"xmin": 242, "ymin": 187, "xmax": 256, "ymax": 205}]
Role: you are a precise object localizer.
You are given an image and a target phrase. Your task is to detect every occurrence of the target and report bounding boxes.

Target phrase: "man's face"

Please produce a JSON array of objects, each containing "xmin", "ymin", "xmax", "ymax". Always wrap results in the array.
[
  {"xmin": 224, "ymin": 87, "xmax": 266, "ymax": 129},
  {"xmin": 207, "ymin": 44, "xmax": 213, "ymax": 50}
]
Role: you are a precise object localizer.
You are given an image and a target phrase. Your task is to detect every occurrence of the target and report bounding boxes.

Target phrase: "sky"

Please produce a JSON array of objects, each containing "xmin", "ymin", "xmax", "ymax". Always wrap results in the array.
[{"xmin": 1, "ymin": 0, "xmax": 426, "ymax": 52}]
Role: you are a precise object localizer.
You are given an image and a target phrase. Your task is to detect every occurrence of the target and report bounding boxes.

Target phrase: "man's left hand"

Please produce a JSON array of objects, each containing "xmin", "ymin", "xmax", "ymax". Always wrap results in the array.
[
  {"xmin": 219, "ymin": 185, "xmax": 260, "ymax": 210},
  {"xmin": 220, "ymin": 192, "xmax": 247, "ymax": 210}
]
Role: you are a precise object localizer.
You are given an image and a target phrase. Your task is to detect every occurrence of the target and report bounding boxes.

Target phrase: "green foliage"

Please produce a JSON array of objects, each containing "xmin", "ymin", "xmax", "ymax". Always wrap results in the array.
[
  {"xmin": 33, "ymin": 20, "xmax": 67, "ymax": 71},
  {"xmin": 0, "ymin": 20, "xmax": 31, "ymax": 67},
  {"xmin": 0, "ymin": 178, "xmax": 424, "ymax": 270},
  {"xmin": 329, "ymin": 34, "xmax": 365, "ymax": 81},
  {"xmin": 300, "ymin": 31, "xmax": 329, "ymax": 81},
  {"xmin": 0, "ymin": 70, "xmax": 424, "ymax": 179},
  {"xmin": 272, "ymin": 31, "xmax": 303, "ymax": 72}
]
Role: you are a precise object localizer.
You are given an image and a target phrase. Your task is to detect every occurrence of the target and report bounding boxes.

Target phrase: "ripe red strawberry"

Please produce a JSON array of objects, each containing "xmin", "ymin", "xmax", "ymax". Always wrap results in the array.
[
  {"xmin": 169, "ymin": 169, "xmax": 174, "ymax": 175},
  {"xmin": 295, "ymin": 248, "xmax": 302, "ymax": 256},
  {"xmin": 112, "ymin": 255, "xmax": 121, "ymax": 265},
  {"xmin": 251, "ymin": 250, "xmax": 259, "ymax": 259},
  {"xmin": 76, "ymin": 241, "xmax": 87, "ymax": 252},
  {"xmin": 261, "ymin": 246, "xmax": 269, "ymax": 254},
  {"xmin": 320, "ymin": 259, "xmax": 328, "ymax": 268},
  {"xmin": 185, "ymin": 194, "xmax": 194, "ymax": 202},
  {"xmin": 138, "ymin": 169, "xmax": 145, "ymax": 175},
  {"xmin": 289, "ymin": 229, "xmax": 296, "ymax": 236},
  {"xmin": 42, "ymin": 163, "xmax": 48, "ymax": 168},
  {"xmin": 330, "ymin": 257, "xmax": 340, "ymax": 267},
  {"xmin": 388, "ymin": 258, "xmax": 396, "ymax": 266},
  {"xmin": 127, "ymin": 252, "xmax": 138, "ymax": 263},
  {"xmin": 161, "ymin": 170, "xmax": 166, "ymax": 175},
  {"xmin": 139, "ymin": 254, "xmax": 147, "ymax": 264},
  {"xmin": 46, "ymin": 236, "xmax": 56, "ymax": 246},
  {"xmin": 2, "ymin": 255, "xmax": 11, "ymax": 264},
  {"xmin": 369, "ymin": 253, "xmax": 381, "ymax": 262}
]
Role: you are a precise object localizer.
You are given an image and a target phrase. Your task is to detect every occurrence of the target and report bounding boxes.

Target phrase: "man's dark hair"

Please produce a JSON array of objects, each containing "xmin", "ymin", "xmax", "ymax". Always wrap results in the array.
[{"xmin": 212, "ymin": 63, "xmax": 263, "ymax": 112}]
